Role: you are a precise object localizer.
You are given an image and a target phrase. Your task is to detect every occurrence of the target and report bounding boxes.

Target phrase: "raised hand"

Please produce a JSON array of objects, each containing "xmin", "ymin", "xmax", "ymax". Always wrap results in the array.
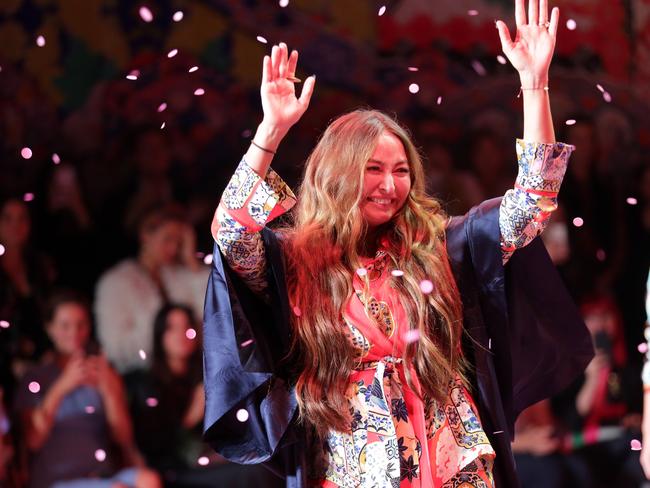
[
  {"xmin": 496, "ymin": 0, "xmax": 559, "ymax": 86},
  {"xmin": 261, "ymin": 43, "xmax": 315, "ymax": 135}
]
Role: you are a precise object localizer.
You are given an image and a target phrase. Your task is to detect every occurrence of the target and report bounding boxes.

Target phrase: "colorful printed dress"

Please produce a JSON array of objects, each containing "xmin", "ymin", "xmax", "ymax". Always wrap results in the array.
[{"xmin": 213, "ymin": 139, "xmax": 574, "ymax": 487}]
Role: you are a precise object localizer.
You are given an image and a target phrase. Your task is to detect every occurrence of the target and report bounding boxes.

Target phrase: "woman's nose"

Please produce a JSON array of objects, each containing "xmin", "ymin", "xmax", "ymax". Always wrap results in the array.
[{"xmin": 379, "ymin": 172, "xmax": 395, "ymax": 193}]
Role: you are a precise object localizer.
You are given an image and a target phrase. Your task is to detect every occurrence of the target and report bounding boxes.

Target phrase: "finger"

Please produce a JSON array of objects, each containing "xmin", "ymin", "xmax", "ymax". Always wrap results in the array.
[
  {"xmin": 278, "ymin": 42, "xmax": 289, "ymax": 78},
  {"xmin": 539, "ymin": 0, "xmax": 549, "ymax": 24},
  {"xmin": 271, "ymin": 45, "xmax": 281, "ymax": 80},
  {"xmin": 298, "ymin": 75, "xmax": 316, "ymax": 107},
  {"xmin": 515, "ymin": 0, "xmax": 526, "ymax": 26},
  {"xmin": 528, "ymin": 0, "xmax": 539, "ymax": 25},
  {"xmin": 287, "ymin": 50, "xmax": 298, "ymax": 78},
  {"xmin": 496, "ymin": 21, "xmax": 515, "ymax": 53},
  {"xmin": 548, "ymin": 7, "xmax": 559, "ymax": 37}
]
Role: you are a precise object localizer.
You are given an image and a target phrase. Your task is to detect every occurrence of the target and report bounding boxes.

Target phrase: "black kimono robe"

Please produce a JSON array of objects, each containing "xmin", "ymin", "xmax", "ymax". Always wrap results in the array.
[{"xmin": 202, "ymin": 198, "xmax": 594, "ymax": 487}]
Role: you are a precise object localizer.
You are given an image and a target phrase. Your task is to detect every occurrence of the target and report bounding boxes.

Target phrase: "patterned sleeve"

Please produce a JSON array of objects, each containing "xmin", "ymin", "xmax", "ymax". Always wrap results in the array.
[
  {"xmin": 499, "ymin": 139, "xmax": 575, "ymax": 264},
  {"xmin": 213, "ymin": 158, "xmax": 296, "ymax": 296}
]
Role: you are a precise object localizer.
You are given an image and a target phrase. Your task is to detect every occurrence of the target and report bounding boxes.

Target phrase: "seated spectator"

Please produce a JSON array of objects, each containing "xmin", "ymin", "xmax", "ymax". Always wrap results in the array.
[
  {"xmin": 14, "ymin": 290, "xmax": 160, "ymax": 488},
  {"xmin": 94, "ymin": 207, "xmax": 208, "ymax": 373}
]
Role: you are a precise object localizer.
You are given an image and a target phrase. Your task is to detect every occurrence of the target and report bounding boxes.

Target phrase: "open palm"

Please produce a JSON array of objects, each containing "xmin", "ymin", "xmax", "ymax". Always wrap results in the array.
[{"xmin": 497, "ymin": 0, "xmax": 559, "ymax": 81}]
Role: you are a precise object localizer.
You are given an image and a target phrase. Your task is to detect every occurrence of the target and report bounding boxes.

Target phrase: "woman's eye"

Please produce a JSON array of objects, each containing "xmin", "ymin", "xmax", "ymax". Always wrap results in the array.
[
  {"xmin": 366, "ymin": 166, "xmax": 381, "ymax": 172},
  {"xmin": 396, "ymin": 168, "xmax": 410, "ymax": 174}
]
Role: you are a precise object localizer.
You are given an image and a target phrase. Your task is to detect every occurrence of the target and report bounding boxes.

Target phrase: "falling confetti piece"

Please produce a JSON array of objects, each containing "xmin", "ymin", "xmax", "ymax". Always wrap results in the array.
[
  {"xmin": 160, "ymin": 122, "xmax": 166, "ymax": 129},
  {"xmin": 28, "ymin": 381, "xmax": 40, "ymax": 393},
  {"xmin": 146, "ymin": 397, "xmax": 158, "ymax": 407},
  {"xmin": 23, "ymin": 193, "xmax": 34, "ymax": 202},
  {"xmin": 572, "ymin": 217, "xmax": 584, "ymax": 227},
  {"xmin": 186, "ymin": 328, "xmax": 197, "ymax": 340},
  {"xmin": 467, "ymin": 9, "xmax": 479, "ymax": 16},
  {"xmin": 292, "ymin": 306, "xmax": 302, "ymax": 317},
  {"xmin": 404, "ymin": 329, "xmax": 420, "ymax": 343},
  {"xmin": 85, "ymin": 405, "xmax": 95, "ymax": 414},
  {"xmin": 419, "ymin": 280, "xmax": 434, "ymax": 294},
  {"xmin": 437, "ymin": 96, "xmax": 443, "ymax": 105},
  {"xmin": 203, "ymin": 254, "xmax": 213, "ymax": 265},
  {"xmin": 257, "ymin": 36, "xmax": 268, "ymax": 44},
  {"xmin": 565, "ymin": 119, "xmax": 576, "ymax": 126},
  {"xmin": 157, "ymin": 102, "xmax": 167, "ymax": 113},
  {"xmin": 0, "ymin": 320, "xmax": 9, "ymax": 328},
  {"xmin": 198, "ymin": 456, "xmax": 210, "ymax": 466},
  {"xmin": 408, "ymin": 66, "xmax": 419, "ymax": 72},
  {"xmin": 194, "ymin": 88, "xmax": 205, "ymax": 96},
  {"xmin": 471, "ymin": 60, "xmax": 486, "ymax": 76},
  {"xmin": 493, "ymin": 430, "xmax": 504, "ymax": 435},
  {"xmin": 408, "ymin": 83, "xmax": 420, "ymax": 94},
  {"xmin": 240, "ymin": 339, "xmax": 254, "ymax": 348},
  {"xmin": 488, "ymin": 338, "xmax": 492, "ymax": 349},
  {"xmin": 241, "ymin": 129, "xmax": 252, "ymax": 138},
  {"xmin": 356, "ymin": 268, "xmax": 368, "ymax": 277},
  {"xmin": 596, "ymin": 84, "xmax": 605, "ymax": 93},
  {"xmin": 236, "ymin": 409, "xmax": 249, "ymax": 422},
  {"xmin": 596, "ymin": 249, "xmax": 606, "ymax": 261},
  {"xmin": 126, "ymin": 69, "xmax": 140, "ymax": 80},
  {"xmin": 603, "ymin": 91, "xmax": 612, "ymax": 103},
  {"xmin": 378, "ymin": 5, "xmax": 386, "ymax": 16},
  {"xmin": 173, "ymin": 11, "xmax": 184, "ymax": 22},
  {"xmin": 496, "ymin": 55, "xmax": 507, "ymax": 65},
  {"xmin": 139, "ymin": 6, "xmax": 153, "ymax": 23},
  {"xmin": 188, "ymin": 66, "xmax": 198, "ymax": 73},
  {"xmin": 167, "ymin": 49, "xmax": 178, "ymax": 58},
  {"xmin": 639, "ymin": 343, "xmax": 649, "ymax": 354},
  {"xmin": 36, "ymin": 35, "xmax": 45, "ymax": 47},
  {"xmin": 139, "ymin": 349, "xmax": 146, "ymax": 360},
  {"xmin": 279, "ymin": 0, "xmax": 289, "ymax": 6},
  {"xmin": 52, "ymin": 153, "xmax": 60, "ymax": 164},
  {"xmin": 21, "ymin": 147, "xmax": 33, "ymax": 159},
  {"xmin": 566, "ymin": 19, "xmax": 577, "ymax": 30},
  {"xmin": 391, "ymin": 269, "xmax": 404, "ymax": 277},
  {"xmin": 631, "ymin": 439, "xmax": 642, "ymax": 451},
  {"xmin": 627, "ymin": 197, "xmax": 638, "ymax": 205},
  {"xmin": 95, "ymin": 449, "xmax": 107, "ymax": 462}
]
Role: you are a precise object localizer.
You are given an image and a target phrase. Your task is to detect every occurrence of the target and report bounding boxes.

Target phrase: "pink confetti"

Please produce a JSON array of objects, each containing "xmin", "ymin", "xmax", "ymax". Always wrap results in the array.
[
  {"xmin": 471, "ymin": 60, "xmax": 486, "ymax": 76},
  {"xmin": 603, "ymin": 91, "xmax": 612, "ymax": 103},
  {"xmin": 157, "ymin": 102, "xmax": 167, "ymax": 113},
  {"xmin": 23, "ymin": 193, "xmax": 34, "ymax": 202},
  {"xmin": 631, "ymin": 439, "xmax": 642, "ymax": 451},
  {"xmin": 596, "ymin": 249, "xmax": 606, "ymax": 261},
  {"xmin": 185, "ymin": 328, "xmax": 197, "ymax": 340},
  {"xmin": 160, "ymin": 122, "xmax": 166, "ymax": 129},
  {"xmin": 138, "ymin": 349, "xmax": 146, "ymax": 360},
  {"xmin": 467, "ymin": 9, "xmax": 479, "ymax": 16},
  {"xmin": 52, "ymin": 153, "xmax": 60, "ymax": 164},
  {"xmin": 279, "ymin": 0, "xmax": 289, "ymax": 6},
  {"xmin": 172, "ymin": 11, "xmax": 184, "ymax": 22},
  {"xmin": 292, "ymin": 306, "xmax": 302, "ymax": 317},
  {"xmin": 36, "ymin": 35, "xmax": 45, "ymax": 47},
  {"xmin": 626, "ymin": 197, "xmax": 638, "ymax": 205},
  {"xmin": 356, "ymin": 268, "xmax": 368, "ymax": 277},
  {"xmin": 596, "ymin": 84, "xmax": 605, "ymax": 93},
  {"xmin": 566, "ymin": 19, "xmax": 577, "ymax": 30},
  {"xmin": 639, "ymin": 343, "xmax": 649, "ymax": 354},
  {"xmin": 236, "ymin": 408, "xmax": 249, "ymax": 422},
  {"xmin": 565, "ymin": 119, "xmax": 576, "ymax": 126},
  {"xmin": 126, "ymin": 69, "xmax": 139, "ymax": 80},
  {"xmin": 240, "ymin": 339, "xmax": 254, "ymax": 348},
  {"xmin": 139, "ymin": 6, "xmax": 154, "ymax": 23},
  {"xmin": 391, "ymin": 269, "xmax": 404, "ymax": 277},
  {"xmin": 203, "ymin": 254, "xmax": 213, "ymax": 265},
  {"xmin": 188, "ymin": 66, "xmax": 198, "ymax": 73},
  {"xmin": 0, "ymin": 320, "xmax": 9, "ymax": 328},
  {"xmin": 408, "ymin": 66, "xmax": 419, "ymax": 72},
  {"xmin": 198, "ymin": 456, "xmax": 210, "ymax": 466},
  {"xmin": 241, "ymin": 129, "xmax": 252, "ymax": 138},
  {"xmin": 21, "ymin": 147, "xmax": 33, "ymax": 159},
  {"xmin": 572, "ymin": 217, "xmax": 584, "ymax": 227},
  {"xmin": 194, "ymin": 88, "xmax": 205, "ymax": 96},
  {"xmin": 378, "ymin": 5, "xmax": 387, "ymax": 16},
  {"xmin": 496, "ymin": 55, "xmax": 507, "ymax": 65},
  {"xmin": 408, "ymin": 83, "xmax": 420, "ymax": 94},
  {"xmin": 167, "ymin": 48, "xmax": 178, "ymax": 58},
  {"xmin": 404, "ymin": 329, "xmax": 420, "ymax": 343},
  {"xmin": 436, "ymin": 96, "xmax": 443, "ymax": 105},
  {"xmin": 95, "ymin": 449, "xmax": 107, "ymax": 462},
  {"xmin": 256, "ymin": 36, "xmax": 268, "ymax": 44},
  {"xmin": 28, "ymin": 381, "xmax": 40, "ymax": 394},
  {"xmin": 419, "ymin": 280, "xmax": 434, "ymax": 294},
  {"xmin": 489, "ymin": 338, "xmax": 492, "ymax": 349},
  {"xmin": 146, "ymin": 397, "xmax": 158, "ymax": 407},
  {"xmin": 85, "ymin": 405, "xmax": 95, "ymax": 414}
]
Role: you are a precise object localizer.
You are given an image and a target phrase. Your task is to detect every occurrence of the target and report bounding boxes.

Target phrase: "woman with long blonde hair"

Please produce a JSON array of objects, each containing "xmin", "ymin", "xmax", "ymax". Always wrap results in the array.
[{"xmin": 203, "ymin": 1, "xmax": 593, "ymax": 486}]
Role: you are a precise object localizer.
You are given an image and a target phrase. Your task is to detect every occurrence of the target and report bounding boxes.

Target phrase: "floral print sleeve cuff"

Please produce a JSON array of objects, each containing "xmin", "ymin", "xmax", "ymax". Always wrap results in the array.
[
  {"xmin": 214, "ymin": 158, "xmax": 296, "ymax": 295},
  {"xmin": 499, "ymin": 139, "xmax": 575, "ymax": 264}
]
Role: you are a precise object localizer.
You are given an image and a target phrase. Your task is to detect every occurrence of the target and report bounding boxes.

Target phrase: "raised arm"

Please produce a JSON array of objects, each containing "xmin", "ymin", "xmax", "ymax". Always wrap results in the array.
[
  {"xmin": 211, "ymin": 43, "xmax": 315, "ymax": 295},
  {"xmin": 496, "ymin": 0, "xmax": 573, "ymax": 263}
]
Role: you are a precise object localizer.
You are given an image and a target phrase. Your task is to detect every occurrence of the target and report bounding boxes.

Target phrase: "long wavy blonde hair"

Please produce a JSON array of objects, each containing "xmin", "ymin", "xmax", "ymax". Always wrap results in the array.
[{"xmin": 281, "ymin": 109, "xmax": 465, "ymax": 437}]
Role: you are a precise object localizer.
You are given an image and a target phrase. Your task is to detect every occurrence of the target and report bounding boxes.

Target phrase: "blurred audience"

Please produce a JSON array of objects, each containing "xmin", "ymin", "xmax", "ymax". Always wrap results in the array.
[{"xmin": 94, "ymin": 207, "xmax": 208, "ymax": 374}]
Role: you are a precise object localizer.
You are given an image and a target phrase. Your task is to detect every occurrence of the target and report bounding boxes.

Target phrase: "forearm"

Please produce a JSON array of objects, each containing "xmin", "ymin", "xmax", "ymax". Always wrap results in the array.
[
  {"xmin": 28, "ymin": 384, "xmax": 65, "ymax": 449},
  {"xmin": 521, "ymin": 74, "xmax": 555, "ymax": 144},
  {"xmin": 244, "ymin": 121, "xmax": 288, "ymax": 178},
  {"xmin": 102, "ymin": 388, "xmax": 134, "ymax": 446}
]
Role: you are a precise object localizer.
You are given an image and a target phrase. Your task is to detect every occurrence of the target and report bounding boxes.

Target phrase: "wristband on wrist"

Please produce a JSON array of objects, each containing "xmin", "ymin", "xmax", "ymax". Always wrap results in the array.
[
  {"xmin": 251, "ymin": 140, "xmax": 277, "ymax": 155},
  {"xmin": 517, "ymin": 86, "xmax": 550, "ymax": 98}
]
